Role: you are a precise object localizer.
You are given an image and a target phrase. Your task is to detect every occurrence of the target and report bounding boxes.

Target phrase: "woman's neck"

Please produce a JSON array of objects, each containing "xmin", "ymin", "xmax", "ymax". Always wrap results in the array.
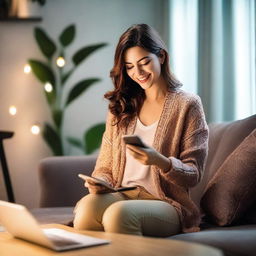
[{"xmin": 144, "ymin": 76, "xmax": 168, "ymax": 102}]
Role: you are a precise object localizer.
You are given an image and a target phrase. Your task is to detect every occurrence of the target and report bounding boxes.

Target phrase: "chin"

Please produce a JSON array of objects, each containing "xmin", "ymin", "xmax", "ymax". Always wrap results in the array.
[
  {"xmin": 140, "ymin": 83, "xmax": 153, "ymax": 90},
  {"xmin": 137, "ymin": 79, "xmax": 154, "ymax": 90}
]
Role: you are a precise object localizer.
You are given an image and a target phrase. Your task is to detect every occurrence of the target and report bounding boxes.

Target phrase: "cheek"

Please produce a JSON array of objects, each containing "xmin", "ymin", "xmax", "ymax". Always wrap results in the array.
[
  {"xmin": 144, "ymin": 60, "xmax": 160, "ymax": 75},
  {"xmin": 151, "ymin": 62, "xmax": 161, "ymax": 75}
]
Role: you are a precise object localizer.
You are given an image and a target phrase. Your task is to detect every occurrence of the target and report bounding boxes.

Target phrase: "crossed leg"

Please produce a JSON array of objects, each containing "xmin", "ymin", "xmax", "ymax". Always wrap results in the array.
[{"xmin": 73, "ymin": 191, "xmax": 180, "ymax": 237}]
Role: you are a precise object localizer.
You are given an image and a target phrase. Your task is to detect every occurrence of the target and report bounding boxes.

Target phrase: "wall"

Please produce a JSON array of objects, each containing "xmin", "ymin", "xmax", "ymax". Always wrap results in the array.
[{"xmin": 0, "ymin": 0, "xmax": 168, "ymax": 208}]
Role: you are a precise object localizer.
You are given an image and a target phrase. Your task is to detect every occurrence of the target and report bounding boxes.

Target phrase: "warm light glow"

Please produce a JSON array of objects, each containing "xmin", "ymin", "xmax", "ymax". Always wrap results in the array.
[
  {"xmin": 9, "ymin": 106, "xmax": 17, "ymax": 116},
  {"xmin": 44, "ymin": 82, "xmax": 53, "ymax": 93},
  {"xmin": 24, "ymin": 64, "xmax": 31, "ymax": 74},
  {"xmin": 56, "ymin": 57, "xmax": 65, "ymax": 67},
  {"xmin": 31, "ymin": 125, "xmax": 40, "ymax": 135}
]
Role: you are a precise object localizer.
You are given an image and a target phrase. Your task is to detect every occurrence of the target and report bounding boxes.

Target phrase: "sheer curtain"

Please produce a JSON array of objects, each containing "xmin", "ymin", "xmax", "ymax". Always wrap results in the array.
[{"xmin": 168, "ymin": 0, "xmax": 256, "ymax": 123}]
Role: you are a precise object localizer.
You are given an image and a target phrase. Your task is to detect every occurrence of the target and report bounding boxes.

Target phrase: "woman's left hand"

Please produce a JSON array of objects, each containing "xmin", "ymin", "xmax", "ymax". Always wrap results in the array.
[{"xmin": 126, "ymin": 144, "xmax": 171, "ymax": 172}]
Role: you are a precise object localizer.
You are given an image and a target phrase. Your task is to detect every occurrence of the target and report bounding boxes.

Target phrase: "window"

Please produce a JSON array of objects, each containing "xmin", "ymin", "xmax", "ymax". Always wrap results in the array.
[{"xmin": 168, "ymin": 0, "xmax": 256, "ymax": 122}]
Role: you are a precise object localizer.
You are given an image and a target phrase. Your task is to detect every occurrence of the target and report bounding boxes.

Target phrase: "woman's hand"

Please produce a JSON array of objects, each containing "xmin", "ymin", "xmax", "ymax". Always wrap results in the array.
[
  {"xmin": 84, "ymin": 179, "xmax": 113, "ymax": 194},
  {"xmin": 126, "ymin": 144, "xmax": 171, "ymax": 172}
]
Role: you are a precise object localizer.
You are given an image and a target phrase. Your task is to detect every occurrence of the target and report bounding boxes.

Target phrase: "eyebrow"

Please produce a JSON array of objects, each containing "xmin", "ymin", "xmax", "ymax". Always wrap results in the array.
[{"xmin": 125, "ymin": 56, "xmax": 150, "ymax": 64}]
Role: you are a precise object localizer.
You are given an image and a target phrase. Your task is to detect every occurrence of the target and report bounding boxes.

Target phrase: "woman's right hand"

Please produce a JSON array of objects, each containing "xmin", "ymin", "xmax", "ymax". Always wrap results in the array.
[{"xmin": 84, "ymin": 179, "xmax": 113, "ymax": 194}]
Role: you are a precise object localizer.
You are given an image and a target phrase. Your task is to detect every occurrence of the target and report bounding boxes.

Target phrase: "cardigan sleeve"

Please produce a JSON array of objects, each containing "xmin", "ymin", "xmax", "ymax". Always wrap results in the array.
[
  {"xmin": 160, "ymin": 96, "xmax": 209, "ymax": 188},
  {"xmin": 91, "ymin": 111, "xmax": 114, "ymax": 186}
]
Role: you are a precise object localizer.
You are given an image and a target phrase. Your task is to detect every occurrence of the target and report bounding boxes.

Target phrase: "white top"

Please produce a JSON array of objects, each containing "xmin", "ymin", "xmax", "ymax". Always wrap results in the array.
[{"xmin": 121, "ymin": 118, "xmax": 160, "ymax": 198}]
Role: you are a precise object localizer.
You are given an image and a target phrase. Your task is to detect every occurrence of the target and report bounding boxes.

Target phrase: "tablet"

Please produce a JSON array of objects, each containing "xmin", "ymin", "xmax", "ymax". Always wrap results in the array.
[{"xmin": 78, "ymin": 174, "xmax": 137, "ymax": 192}]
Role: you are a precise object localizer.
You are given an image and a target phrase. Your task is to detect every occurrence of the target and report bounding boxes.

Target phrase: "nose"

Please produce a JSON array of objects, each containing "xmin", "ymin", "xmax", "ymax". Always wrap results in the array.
[{"xmin": 134, "ymin": 65, "xmax": 145, "ymax": 77}]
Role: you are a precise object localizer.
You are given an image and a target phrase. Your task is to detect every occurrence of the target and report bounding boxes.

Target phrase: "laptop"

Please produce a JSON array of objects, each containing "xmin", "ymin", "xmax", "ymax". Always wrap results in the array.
[{"xmin": 0, "ymin": 200, "xmax": 110, "ymax": 251}]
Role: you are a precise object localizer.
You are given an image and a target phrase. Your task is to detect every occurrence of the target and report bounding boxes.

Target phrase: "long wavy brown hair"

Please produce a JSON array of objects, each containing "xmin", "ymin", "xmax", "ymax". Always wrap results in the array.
[{"xmin": 104, "ymin": 24, "xmax": 182, "ymax": 128}]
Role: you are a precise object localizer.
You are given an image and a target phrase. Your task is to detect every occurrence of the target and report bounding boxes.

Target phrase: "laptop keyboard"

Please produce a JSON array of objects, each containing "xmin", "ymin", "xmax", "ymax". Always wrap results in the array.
[
  {"xmin": 42, "ymin": 228, "xmax": 110, "ymax": 249},
  {"xmin": 45, "ymin": 233, "xmax": 82, "ymax": 247}
]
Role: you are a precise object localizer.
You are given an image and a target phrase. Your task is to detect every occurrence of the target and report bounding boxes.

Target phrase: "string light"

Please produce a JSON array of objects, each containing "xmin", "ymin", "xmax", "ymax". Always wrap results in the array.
[
  {"xmin": 23, "ymin": 63, "xmax": 44, "ymax": 135},
  {"xmin": 9, "ymin": 106, "xmax": 17, "ymax": 116},
  {"xmin": 31, "ymin": 125, "xmax": 40, "ymax": 135},
  {"xmin": 24, "ymin": 64, "xmax": 31, "ymax": 74},
  {"xmin": 56, "ymin": 57, "xmax": 65, "ymax": 67},
  {"xmin": 44, "ymin": 82, "xmax": 53, "ymax": 93}
]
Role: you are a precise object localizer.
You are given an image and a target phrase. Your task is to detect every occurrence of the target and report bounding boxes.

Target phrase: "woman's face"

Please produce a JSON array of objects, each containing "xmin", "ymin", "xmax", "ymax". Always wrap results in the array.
[{"xmin": 124, "ymin": 46, "xmax": 164, "ymax": 90}]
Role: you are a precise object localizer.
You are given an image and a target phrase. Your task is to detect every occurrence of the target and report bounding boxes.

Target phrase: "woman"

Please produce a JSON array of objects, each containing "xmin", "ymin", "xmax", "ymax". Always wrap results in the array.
[{"xmin": 73, "ymin": 24, "xmax": 208, "ymax": 236}]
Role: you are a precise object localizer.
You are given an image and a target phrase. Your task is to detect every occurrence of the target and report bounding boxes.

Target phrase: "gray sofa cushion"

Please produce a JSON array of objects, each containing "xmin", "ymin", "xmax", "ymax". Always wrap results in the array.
[
  {"xmin": 38, "ymin": 155, "xmax": 97, "ymax": 207},
  {"xmin": 30, "ymin": 207, "xmax": 74, "ymax": 225}
]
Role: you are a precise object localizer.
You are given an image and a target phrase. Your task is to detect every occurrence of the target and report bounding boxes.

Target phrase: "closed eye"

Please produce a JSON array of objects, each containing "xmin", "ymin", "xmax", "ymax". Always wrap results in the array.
[
  {"xmin": 126, "ymin": 66, "xmax": 133, "ymax": 70},
  {"xmin": 126, "ymin": 60, "xmax": 151, "ymax": 70},
  {"xmin": 142, "ymin": 60, "xmax": 151, "ymax": 66}
]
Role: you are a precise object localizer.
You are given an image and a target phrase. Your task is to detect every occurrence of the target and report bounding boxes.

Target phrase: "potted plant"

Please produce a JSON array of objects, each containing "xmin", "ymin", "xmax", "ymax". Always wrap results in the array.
[{"xmin": 29, "ymin": 24, "xmax": 107, "ymax": 155}]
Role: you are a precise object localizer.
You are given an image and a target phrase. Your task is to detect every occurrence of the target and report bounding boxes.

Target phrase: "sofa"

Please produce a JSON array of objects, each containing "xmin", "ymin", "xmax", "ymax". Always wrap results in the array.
[{"xmin": 35, "ymin": 115, "xmax": 256, "ymax": 256}]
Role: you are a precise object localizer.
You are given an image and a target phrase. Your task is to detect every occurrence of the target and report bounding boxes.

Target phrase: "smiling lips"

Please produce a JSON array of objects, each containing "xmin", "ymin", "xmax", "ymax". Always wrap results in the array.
[{"xmin": 137, "ymin": 74, "xmax": 151, "ymax": 83}]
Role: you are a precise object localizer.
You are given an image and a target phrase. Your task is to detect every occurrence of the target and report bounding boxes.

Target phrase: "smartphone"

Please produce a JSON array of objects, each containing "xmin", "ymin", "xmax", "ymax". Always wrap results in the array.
[{"xmin": 122, "ymin": 135, "xmax": 148, "ymax": 148}]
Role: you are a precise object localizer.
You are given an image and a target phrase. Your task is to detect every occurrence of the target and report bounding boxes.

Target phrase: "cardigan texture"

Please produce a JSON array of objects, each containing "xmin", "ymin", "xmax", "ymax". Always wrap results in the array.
[{"xmin": 92, "ymin": 87, "xmax": 209, "ymax": 233}]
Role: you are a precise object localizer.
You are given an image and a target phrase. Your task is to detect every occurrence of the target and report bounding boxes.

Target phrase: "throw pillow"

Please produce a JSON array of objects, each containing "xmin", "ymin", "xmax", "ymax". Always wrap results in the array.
[{"xmin": 201, "ymin": 128, "xmax": 256, "ymax": 226}]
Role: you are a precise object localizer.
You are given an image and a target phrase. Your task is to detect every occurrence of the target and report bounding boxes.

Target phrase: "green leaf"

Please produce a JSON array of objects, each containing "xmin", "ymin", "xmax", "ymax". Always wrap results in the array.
[
  {"xmin": 61, "ymin": 69, "xmax": 74, "ymax": 85},
  {"xmin": 67, "ymin": 137, "xmax": 83, "ymax": 149},
  {"xmin": 42, "ymin": 123, "xmax": 63, "ymax": 156},
  {"xmin": 59, "ymin": 24, "xmax": 75, "ymax": 47},
  {"xmin": 28, "ymin": 59, "xmax": 55, "ymax": 86},
  {"xmin": 84, "ymin": 123, "xmax": 105, "ymax": 154},
  {"xmin": 65, "ymin": 78, "xmax": 100, "ymax": 107},
  {"xmin": 34, "ymin": 27, "xmax": 56, "ymax": 60},
  {"xmin": 44, "ymin": 89, "xmax": 56, "ymax": 105},
  {"xmin": 52, "ymin": 109, "xmax": 63, "ymax": 129},
  {"xmin": 72, "ymin": 43, "xmax": 107, "ymax": 66}
]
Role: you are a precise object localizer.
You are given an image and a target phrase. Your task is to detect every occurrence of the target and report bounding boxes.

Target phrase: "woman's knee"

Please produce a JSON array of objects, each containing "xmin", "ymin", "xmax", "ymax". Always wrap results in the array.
[
  {"xmin": 73, "ymin": 193, "xmax": 124, "ymax": 230},
  {"xmin": 102, "ymin": 200, "xmax": 181, "ymax": 236},
  {"xmin": 102, "ymin": 201, "xmax": 141, "ymax": 235},
  {"xmin": 73, "ymin": 194, "xmax": 105, "ymax": 230}
]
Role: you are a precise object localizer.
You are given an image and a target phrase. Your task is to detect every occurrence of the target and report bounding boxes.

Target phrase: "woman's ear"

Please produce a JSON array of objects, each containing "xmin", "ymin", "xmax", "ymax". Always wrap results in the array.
[{"xmin": 159, "ymin": 49, "xmax": 165, "ymax": 64}]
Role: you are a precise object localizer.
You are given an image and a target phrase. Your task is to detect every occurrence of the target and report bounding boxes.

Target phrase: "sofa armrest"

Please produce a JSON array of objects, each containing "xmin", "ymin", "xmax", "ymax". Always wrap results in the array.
[{"xmin": 38, "ymin": 155, "xmax": 97, "ymax": 207}]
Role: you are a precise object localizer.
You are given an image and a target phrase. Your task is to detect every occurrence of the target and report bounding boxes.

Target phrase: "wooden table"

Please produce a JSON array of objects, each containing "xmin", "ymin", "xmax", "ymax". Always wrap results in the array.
[{"xmin": 0, "ymin": 224, "xmax": 223, "ymax": 256}]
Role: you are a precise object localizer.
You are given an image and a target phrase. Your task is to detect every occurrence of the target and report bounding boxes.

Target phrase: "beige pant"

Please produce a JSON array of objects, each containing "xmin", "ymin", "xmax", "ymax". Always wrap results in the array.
[{"xmin": 73, "ymin": 187, "xmax": 181, "ymax": 237}]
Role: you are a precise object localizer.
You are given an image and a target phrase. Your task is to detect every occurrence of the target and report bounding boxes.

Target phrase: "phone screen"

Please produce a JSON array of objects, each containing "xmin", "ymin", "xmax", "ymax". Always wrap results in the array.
[{"xmin": 122, "ymin": 135, "xmax": 147, "ymax": 148}]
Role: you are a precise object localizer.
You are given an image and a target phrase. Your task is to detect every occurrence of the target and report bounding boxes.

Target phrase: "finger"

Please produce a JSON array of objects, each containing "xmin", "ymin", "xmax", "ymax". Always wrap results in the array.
[
  {"xmin": 89, "ymin": 186, "xmax": 112, "ymax": 194},
  {"xmin": 127, "ymin": 148, "xmax": 143, "ymax": 157},
  {"xmin": 88, "ymin": 187, "xmax": 99, "ymax": 194},
  {"xmin": 127, "ymin": 148, "xmax": 147, "ymax": 161},
  {"xmin": 126, "ymin": 144, "xmax": 149, "ymax": 154},
  {"xmin": 88, "ymin": 179, "xmax": 103, "ymax": 186},
  {"xmin": 126, "ymin": 145, "xmax": 146, "ymax": 155},
  {"xmin": 85, "ymin": 181, "xmax": 101, "ymax": 189}
]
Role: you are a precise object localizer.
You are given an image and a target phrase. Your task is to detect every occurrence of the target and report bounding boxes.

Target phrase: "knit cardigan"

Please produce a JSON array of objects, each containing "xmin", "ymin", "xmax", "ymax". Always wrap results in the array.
[{"xmin": 92, "ymin": 88, "xmax": 209, "ymax": 233}]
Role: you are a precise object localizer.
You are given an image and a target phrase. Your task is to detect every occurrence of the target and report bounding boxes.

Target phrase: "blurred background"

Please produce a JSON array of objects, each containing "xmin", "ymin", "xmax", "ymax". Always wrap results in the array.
[{"xmin": 0, "ymin": 0, "xmax": 255, "ymax": 208}]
